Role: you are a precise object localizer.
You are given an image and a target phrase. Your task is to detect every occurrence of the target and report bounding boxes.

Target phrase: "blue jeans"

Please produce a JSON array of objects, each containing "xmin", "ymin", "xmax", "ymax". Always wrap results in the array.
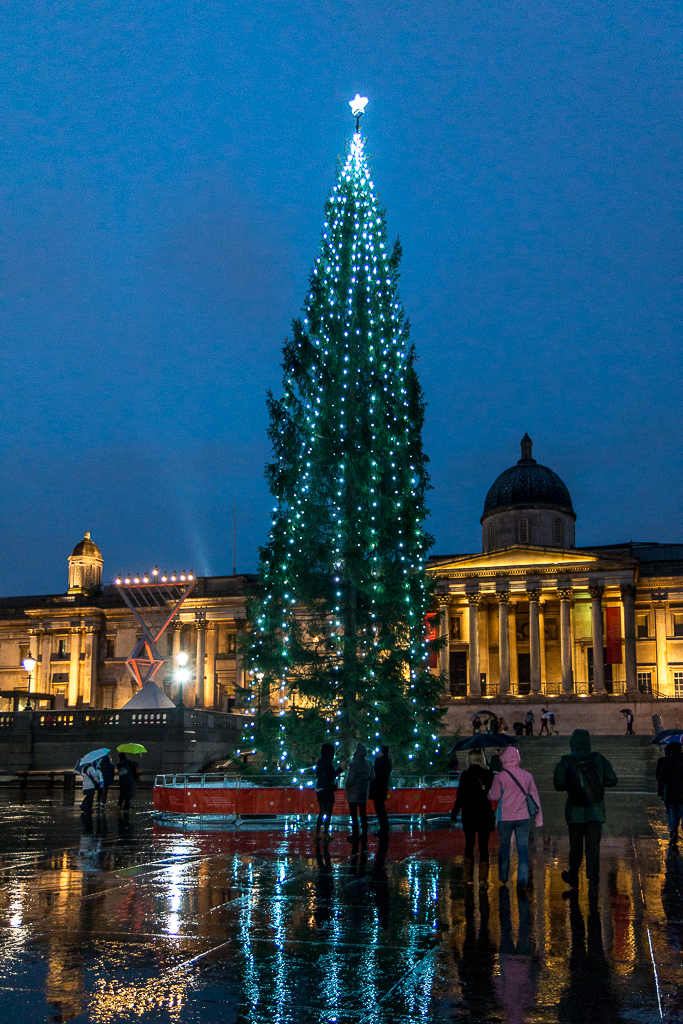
[
  {"xmin": 666, "ymin": 803, "xmax": 683, "ymax": 833},
  {"xmin": 497, "ymin": 818, "xmax": 531, "ymax": 886}
]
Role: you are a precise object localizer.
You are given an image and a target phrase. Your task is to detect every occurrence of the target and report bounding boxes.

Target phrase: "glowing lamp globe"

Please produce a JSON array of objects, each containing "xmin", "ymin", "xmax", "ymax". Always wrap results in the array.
[
  {"xmin": 22, "ymin": 653, "xmax": 36, "ymax": 674},
  {"xmin": 175, "ymin": 651, "xmax": 189, "ymax": 668}
]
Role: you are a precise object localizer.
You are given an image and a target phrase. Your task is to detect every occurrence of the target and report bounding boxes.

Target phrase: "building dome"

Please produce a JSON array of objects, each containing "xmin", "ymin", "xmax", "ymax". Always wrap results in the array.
[
  {"xmin": 481, "ymin": 436, "xmax": 576, "ymax": 551},
  {"xmin": 70, "ymin": 531, "xmax": 103, "ymax": 560},
  {"xmin": 68, "ymin": 531, "xmax": 103, "ymax": 593}
]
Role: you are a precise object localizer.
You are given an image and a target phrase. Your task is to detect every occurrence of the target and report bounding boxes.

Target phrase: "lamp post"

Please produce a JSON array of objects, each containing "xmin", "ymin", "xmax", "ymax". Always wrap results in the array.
[
  {"xmin": 175, "ymin": 650, "xmax": 189, "ymax": 708},
  {"xmin": 22, "ymin": 651, "xmax": 37, "ymax": 711}
]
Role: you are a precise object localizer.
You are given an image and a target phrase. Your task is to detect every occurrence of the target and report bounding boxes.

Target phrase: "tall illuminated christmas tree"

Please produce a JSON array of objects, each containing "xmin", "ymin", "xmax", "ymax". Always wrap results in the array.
[{"xmin": 244, "ymin": 97, "xmax": 444, "ymax": 771}]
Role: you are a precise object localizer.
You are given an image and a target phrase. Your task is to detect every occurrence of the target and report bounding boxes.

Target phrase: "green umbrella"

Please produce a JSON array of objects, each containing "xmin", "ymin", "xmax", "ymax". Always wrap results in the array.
[{"xmin": 117, "ymin": 743, "xmax": 147, "ymax": 755}]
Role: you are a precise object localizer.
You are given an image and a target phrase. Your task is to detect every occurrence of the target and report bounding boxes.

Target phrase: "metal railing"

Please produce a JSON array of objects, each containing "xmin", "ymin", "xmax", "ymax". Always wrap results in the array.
[{"xmin": 155, "ymin": 772, "xmax": 457, "ymax": 790}]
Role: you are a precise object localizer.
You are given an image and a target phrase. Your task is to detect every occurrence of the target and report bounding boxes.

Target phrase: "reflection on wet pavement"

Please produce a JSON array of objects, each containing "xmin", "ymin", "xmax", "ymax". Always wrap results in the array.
[{"xmin": 0, "ymin": 792, "xmax": 679, "ymax": 1022}]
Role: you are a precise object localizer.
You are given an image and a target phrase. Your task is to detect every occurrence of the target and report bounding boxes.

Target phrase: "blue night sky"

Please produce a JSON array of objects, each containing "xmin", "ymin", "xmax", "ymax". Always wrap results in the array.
[{"xmin": 1, "ymin": 1, "xmax": 681, "ymax": 596}]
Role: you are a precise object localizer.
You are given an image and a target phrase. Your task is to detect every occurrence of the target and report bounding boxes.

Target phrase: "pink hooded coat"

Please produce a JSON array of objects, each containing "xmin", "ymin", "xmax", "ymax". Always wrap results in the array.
[{"xmin": 488, "ymin": 746, "xmax": 543, "ymax": 827}]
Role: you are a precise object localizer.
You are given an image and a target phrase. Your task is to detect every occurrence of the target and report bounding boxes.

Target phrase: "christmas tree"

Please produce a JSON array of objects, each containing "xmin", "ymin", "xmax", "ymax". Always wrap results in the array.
[{"xmin": 243, "ymin": 97, "xmax": 444, "ymax": 772}]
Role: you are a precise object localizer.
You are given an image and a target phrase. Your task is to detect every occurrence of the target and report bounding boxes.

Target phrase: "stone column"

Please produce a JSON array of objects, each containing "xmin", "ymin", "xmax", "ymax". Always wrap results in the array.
[
  {"xmin": 467, "ymin": 593, "xmax": 481, "ymax": 696},
  {"xmin": 83, "ymin": 626, "xmax": 98, "ymax": 706},
  {"xmin": 38, "ymin": 630, "xmax": 50, "ymax": 694},
  {"xmin": 621, "ymin": 584, "xmax": 638, "ymax": 694},
  {"xmin": 68, "ymin": 628, "xmax": 81, "ymax": 707},
  {"xmin": 654, "ymin": 595, "xmax": 668, "ymax": 695},
  {"xmin": 589, "ymin": 584, "xmax": 605, "ymax": 694},
  {"xmin": 538, "ymin": 600, "xmax": 547, "ymax": 689},
  {"xmin": 437, "ymin": 596, "xmax": 451, "ymax": 692},
  {"xmin": 195, "ymin": 621, "xmax": 206, "ymax": 708},
  {"xmin": 496, "ymin": 592, "xmax": 511, "ymax": 695},
  {"xmin": 234, "ymin": 619, "xmax": 245, "ymax": 696},
  {"xmin": 558, "ymin": 587, "xmax": 574, "ymax": 693},
  {"xmin": 509, "ymin": 602, "xmax": 519, "ymax": 693},
  {"xmin": 205, "ymin": 624, "xmax": 216, "ymax": 708},
  {"xmin": 528, "ymin": 587, "xmax": 542, "ymax": 693}
]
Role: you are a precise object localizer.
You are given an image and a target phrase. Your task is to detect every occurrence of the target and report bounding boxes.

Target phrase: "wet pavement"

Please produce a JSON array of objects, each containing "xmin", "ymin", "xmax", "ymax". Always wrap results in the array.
[{"xmin": 0, "ymin": 790, "xmax": 681, "ymax": 1023}]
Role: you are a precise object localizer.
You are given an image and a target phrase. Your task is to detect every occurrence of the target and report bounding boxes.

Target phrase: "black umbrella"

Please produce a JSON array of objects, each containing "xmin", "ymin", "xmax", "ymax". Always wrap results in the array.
[
  {"xmin": 454, "ymin": 733, "xmax": 517, "ymax": 751},
  {"xmin": 471, "ymin": 710, "xmax": 490, "ymax": 721},
  {"xmin": 619, "ymin": 709, "xmax": 633, "ymax": 716}
]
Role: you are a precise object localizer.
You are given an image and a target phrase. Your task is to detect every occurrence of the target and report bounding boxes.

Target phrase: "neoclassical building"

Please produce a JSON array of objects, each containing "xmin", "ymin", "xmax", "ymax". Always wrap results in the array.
[
  {"xmin": 0, "ymin": 436, "xmax": 681, "ymax": 713},
  {"xmin": 427, "ymin": 437, "xmax": 683, "ymax": 701},
  {"xmin": 0, "ymin": 534, "xmax": 253, "ymax": 712}
]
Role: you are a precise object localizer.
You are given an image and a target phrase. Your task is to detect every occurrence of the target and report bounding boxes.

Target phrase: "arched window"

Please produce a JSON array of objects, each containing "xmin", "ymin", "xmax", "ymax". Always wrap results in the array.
[
  {"xmin": 518, "ymin": 517, "xmax": 529, "ymax": 544},
  {"xmin": 488, "ymin": 521, "xmax": 496, "ymax": 550},
  {"xmin": 554, "ymin": 518, "xmax": 563, "ymax": 546}
]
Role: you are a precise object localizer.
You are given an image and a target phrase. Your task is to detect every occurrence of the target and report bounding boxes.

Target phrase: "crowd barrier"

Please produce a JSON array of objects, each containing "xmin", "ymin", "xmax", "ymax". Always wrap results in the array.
[{"xmin": 153, "ymin": 773, "xmax": 458, "ymax": 819}]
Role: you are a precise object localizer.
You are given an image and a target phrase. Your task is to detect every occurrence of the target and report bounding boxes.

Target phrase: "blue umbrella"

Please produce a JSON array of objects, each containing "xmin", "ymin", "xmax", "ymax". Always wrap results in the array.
[
  {"xmin": 453, "ymin": 734, "xmax": 517, "ymax": 752},
  {"xmin": 651, "ymin": 730, "xmax": 683, "ymax": 745},
  {"xmin": 75, "ymin": 747, "xmax": 110, "ymax": 771}
]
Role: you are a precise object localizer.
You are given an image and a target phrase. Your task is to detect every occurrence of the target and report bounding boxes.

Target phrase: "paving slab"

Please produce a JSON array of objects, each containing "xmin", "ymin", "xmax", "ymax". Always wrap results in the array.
[{"xmin": 0, "ymin": 790, "xmax": 680, "ymax": 1022}]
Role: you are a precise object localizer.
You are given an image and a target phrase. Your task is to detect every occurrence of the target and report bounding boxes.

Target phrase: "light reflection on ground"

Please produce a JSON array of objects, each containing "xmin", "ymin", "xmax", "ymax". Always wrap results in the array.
[{"xmin": 0, "ymin": 791, "xmax": 679, "ymax": 1022}]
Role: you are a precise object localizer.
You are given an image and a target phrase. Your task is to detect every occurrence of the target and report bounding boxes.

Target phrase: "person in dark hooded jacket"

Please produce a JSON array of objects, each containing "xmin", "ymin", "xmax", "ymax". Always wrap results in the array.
[
  {"xmin": 314, "ymin": 743, "xmax": 342, "ymax": 839},
  {"xmin": 451, "ymin": 750, "xmax": 495, "ymax": 886},
  {"xmin": 369, "ymin": 746, "xmax": 392, "ymax": 836},
  {"xmin": 345, "ymin": 743, "xmax": 375, "ymax": 842},
  {"xmin": 656, "ymin": 741, "xmax": 683, "ymax": 840},
  {"xmin": 553, "ymin": 729, "xmax": 617, "ymax": 893}
]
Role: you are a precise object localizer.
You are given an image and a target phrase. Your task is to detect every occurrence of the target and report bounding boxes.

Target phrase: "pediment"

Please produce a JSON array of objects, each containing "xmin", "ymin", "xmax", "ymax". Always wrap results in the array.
[{"xmin": 428, "ymin": 545, "xmax": 601, "ymax": 574}]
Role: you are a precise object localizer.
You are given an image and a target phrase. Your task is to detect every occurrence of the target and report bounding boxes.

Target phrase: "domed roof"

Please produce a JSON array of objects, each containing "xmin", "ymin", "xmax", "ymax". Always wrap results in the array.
[
  {"xmin": 481, "ymin": 435, "xmax": 575, "ymax": 521},
  {"xmin": 69, "ymin": 531, "xmax": 103, "ymax": 559}
]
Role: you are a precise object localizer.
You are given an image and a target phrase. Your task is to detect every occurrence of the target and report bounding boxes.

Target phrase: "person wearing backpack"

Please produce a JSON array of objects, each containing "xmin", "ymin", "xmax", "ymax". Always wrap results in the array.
[
  {"xmin": 656, "ymin": 741, "xmax": 683, "ymax": 840},
  {"xmin": 553, "ymin": 729, "xmax": 618, "ymax": 894},
  {"xmin": 524, "ymin": 710, "xmax": 535, "ymax": 736},
  {"xmin": 488, "ymin": 746, "xmax": 543, "ymax": 890}
]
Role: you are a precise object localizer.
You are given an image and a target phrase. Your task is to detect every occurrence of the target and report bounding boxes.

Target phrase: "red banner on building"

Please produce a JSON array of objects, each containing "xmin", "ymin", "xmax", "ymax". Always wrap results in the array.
[
  {"xmin": 425, "ymin": 612, "xmax": 438, "ymax": 669},
  {"xmin": 605, "ymin": 606, "xmax": 622, "ymax": 664}
]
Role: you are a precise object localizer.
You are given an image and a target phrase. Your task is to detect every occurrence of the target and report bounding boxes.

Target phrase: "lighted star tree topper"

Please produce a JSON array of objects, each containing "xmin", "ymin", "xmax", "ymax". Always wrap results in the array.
[{"xmin": 242, "ymin": 96, "xmax": 445, "ymax": 771}]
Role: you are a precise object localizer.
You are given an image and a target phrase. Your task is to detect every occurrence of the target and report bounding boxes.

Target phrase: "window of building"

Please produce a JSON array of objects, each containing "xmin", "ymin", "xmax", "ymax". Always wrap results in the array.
[
  {"xmin": 636, "ymin": 614, "xmax": 649, "ymax": 639},
  {"xmin": 57, "ymin": 638, "xmax": 68, "ymax": 658},
  {"xmin": 106, "ymin": 637, "xmax": 116, "ymax": 659},
  {"xmin": 674, "ymin": 671, "xmax": 683, "ymax": 698},
  {"xmin": 554, "ymin": 518, "xmax": 563, "ymax": 546},
  {"xmin": 673, "ymin": 614, "xmax": 683, "ymax": 638},
  {"xmin": 637, "ymin": 671, "xmax": 653, "ymax": 695},
  {"xmin": 488, "ymin": 522, "xmax": 496, "ymax": 549},
  {"xmin": 101, "ymin": 686, "xmax": 115, "ymax": 709},
  {"xmin": 450, "ymin": 616, "xmax": 461, "ymax": 641},
  {"xmin": 227, "ymin": 633, "xmax": 237, "ymax": 655},
  {"xmin": 449, "ymin": 651, "xmax": 467, "ymax": 697},
  {"xmin": 518, "ymin": 517, "xmax": 529, "ymax": 544}
]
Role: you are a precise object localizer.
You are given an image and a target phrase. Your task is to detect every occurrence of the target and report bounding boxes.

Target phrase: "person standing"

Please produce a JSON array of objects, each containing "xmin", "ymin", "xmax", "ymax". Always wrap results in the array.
[
  {"xmin": 656, "ymin": 741, "xmax": 683, "ymax": 840},
  {"xmin": 369, "ymin": 746, "xmax": 392, "ymax": 836},
  {"xmin": 451, "ymin": 750, "xmax": 495, "ymax": 886},
  {"xmin": 117, "ymin": 752, "xmax": 139, "ymax": 810},
  {"xmin": 488, "ymin": 746, "xmax": 543, "ymax": 890},
  {"xmin": 472, "ymin": 716, "xmax": 482, "ymax": 736},
  {"xmin": 553, "ymin": 729, "xmax": 618, "ymax": 895},
  {"xmin": 345, "ymin": 743, "xmax": 374, "ymax": 843},
  {"xmin": 524, "ymin": 710, "xmax": 535, "ymax": 736},
  {"xmin": 79, "ymin": 762, "xmax": 100, "ymax": 815},
  {"xmin": 625, "ymin": 711, "xmax": 635, "ymax": 735},
  {"xmin": 314, "ymin": 743, "xmax": 341, "ymax": 839},
  {"xmin": 539, "ymin": 709, "xmax": 551, "ymax": 736},
  {"xmin": 97, "ymin": 754, "xmax": 115, "ymax": 808}
]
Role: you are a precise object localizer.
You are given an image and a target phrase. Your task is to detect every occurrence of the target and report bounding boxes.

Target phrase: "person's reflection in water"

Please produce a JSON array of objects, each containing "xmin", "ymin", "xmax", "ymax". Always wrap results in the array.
[
  {"xmin": 661, "ymin": 841, "xmax": 683, "ymax": 1018},
  {"xmin": 558, "ymin": 891, "xmax": 620, "ymax": 1023},
  {"xmin": 369, "ymin": 833, "xmax": 391, "ymax": 929},
  {"xmin": 453, "ymin": 888, "xmax": 499, "ymax": 1021},
  {"xmin": 348, "ymin": 837, "xmax": 368, "ymax": 878},
  {"xmin": 314, "ymin": 839, "xmax": 334, "ymax": 929},
  {"xmin": 495, "ymin": 887, "xmax": 539, "ymax": 1023}
]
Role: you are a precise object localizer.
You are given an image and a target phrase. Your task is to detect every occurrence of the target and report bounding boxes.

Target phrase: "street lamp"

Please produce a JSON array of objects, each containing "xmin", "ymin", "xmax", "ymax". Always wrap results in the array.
[
  {"xmin": 175, "ymin": 650, "xmax": 189, "ymax": 708},
  {"xmin": 22, "ymin": 651, "xmax": 37, "ymax": 711}
]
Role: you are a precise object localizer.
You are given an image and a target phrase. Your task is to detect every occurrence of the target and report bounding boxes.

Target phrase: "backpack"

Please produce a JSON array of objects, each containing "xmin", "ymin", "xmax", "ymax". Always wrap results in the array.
[{"xmin": 566, "ymin": 754, "xmax": 604, "ymax": 807}]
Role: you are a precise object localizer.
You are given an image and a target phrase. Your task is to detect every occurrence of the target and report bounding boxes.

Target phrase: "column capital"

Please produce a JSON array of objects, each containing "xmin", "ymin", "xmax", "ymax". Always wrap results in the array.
[
  {"xmin": 526, "ymin": 587, "xmax": 542, "ymax": 602},
  {"xmin": 195, "ymin": 620, "xmax": 208, "ymax": 631},
  {"xmin": 205, "ymin": 621, "xmax": 216, "ymax": 631},
  {"xmin": 83, "ymin": 625, "xmax": 99, "ymax": 635},
  {"xmin": 69, "ymin": 626, "xmax": 81, "ymax": 635},
  {"xmin": 194, "ymin": 610, "xmax": 207, "ymax": 624},
  {"xmin": 620, "ymin": 583, "xmax": 637, "ymax": 600},
  {"xmin": 172, "ymin": 617, "xmax": 184, "ymax": 630},
  {"xmin": 557, "ymin": 587, "xmax": 573, "ymax": 601},
  {"xmin": 28, "ymin": 627, "xmax": 42, "ymax": 637},
  {"xmin": 495, "ymin": 591, "xmax": 510, "ymax": 604},
  {"xmin": 588, "ymin": 584, "xmax": 605, "ymax": 600},
  {"xmin": 436, "ymin": 594, "xmax": 451, "ymax": 608},
  {"xmin": 466, "ymin": 592, "xmax": 481, "ymax": 606}
]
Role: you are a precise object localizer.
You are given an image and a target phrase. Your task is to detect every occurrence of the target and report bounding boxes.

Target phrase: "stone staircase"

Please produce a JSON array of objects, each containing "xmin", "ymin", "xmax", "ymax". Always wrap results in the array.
[{"xmin": 511, "ymin": 735, "xmax": 660, "ymax": 793}]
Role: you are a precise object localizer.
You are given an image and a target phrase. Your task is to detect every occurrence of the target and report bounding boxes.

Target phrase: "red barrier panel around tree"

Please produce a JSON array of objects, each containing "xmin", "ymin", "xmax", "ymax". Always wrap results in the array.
[{"xmin": 153, "ymin": 784, "xmax": 458, "ymax": 817}]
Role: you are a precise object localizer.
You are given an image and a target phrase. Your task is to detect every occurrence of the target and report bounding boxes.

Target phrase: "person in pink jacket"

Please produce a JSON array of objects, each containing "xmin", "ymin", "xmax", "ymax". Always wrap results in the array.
[{"xmin": 488, "ymin": 745, "xmax": 543, "ymax": 889}]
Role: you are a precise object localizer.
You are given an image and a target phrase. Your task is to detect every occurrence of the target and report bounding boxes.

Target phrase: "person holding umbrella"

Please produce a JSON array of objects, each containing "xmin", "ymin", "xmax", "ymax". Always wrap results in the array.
[
  {"xmin": 117, "ymin": 745, "xmax": 143, "ymax": 810},
  {"xmin": 97, "ymin": 753, "xmax": 116, "ymax": 808},
  {"xmin": 451, "ymin": 749, "xmax": 495, "ymax": 887},
  {"xmin": 79, "ymin": 762, "xmax": 101, "ymax": 816}
]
